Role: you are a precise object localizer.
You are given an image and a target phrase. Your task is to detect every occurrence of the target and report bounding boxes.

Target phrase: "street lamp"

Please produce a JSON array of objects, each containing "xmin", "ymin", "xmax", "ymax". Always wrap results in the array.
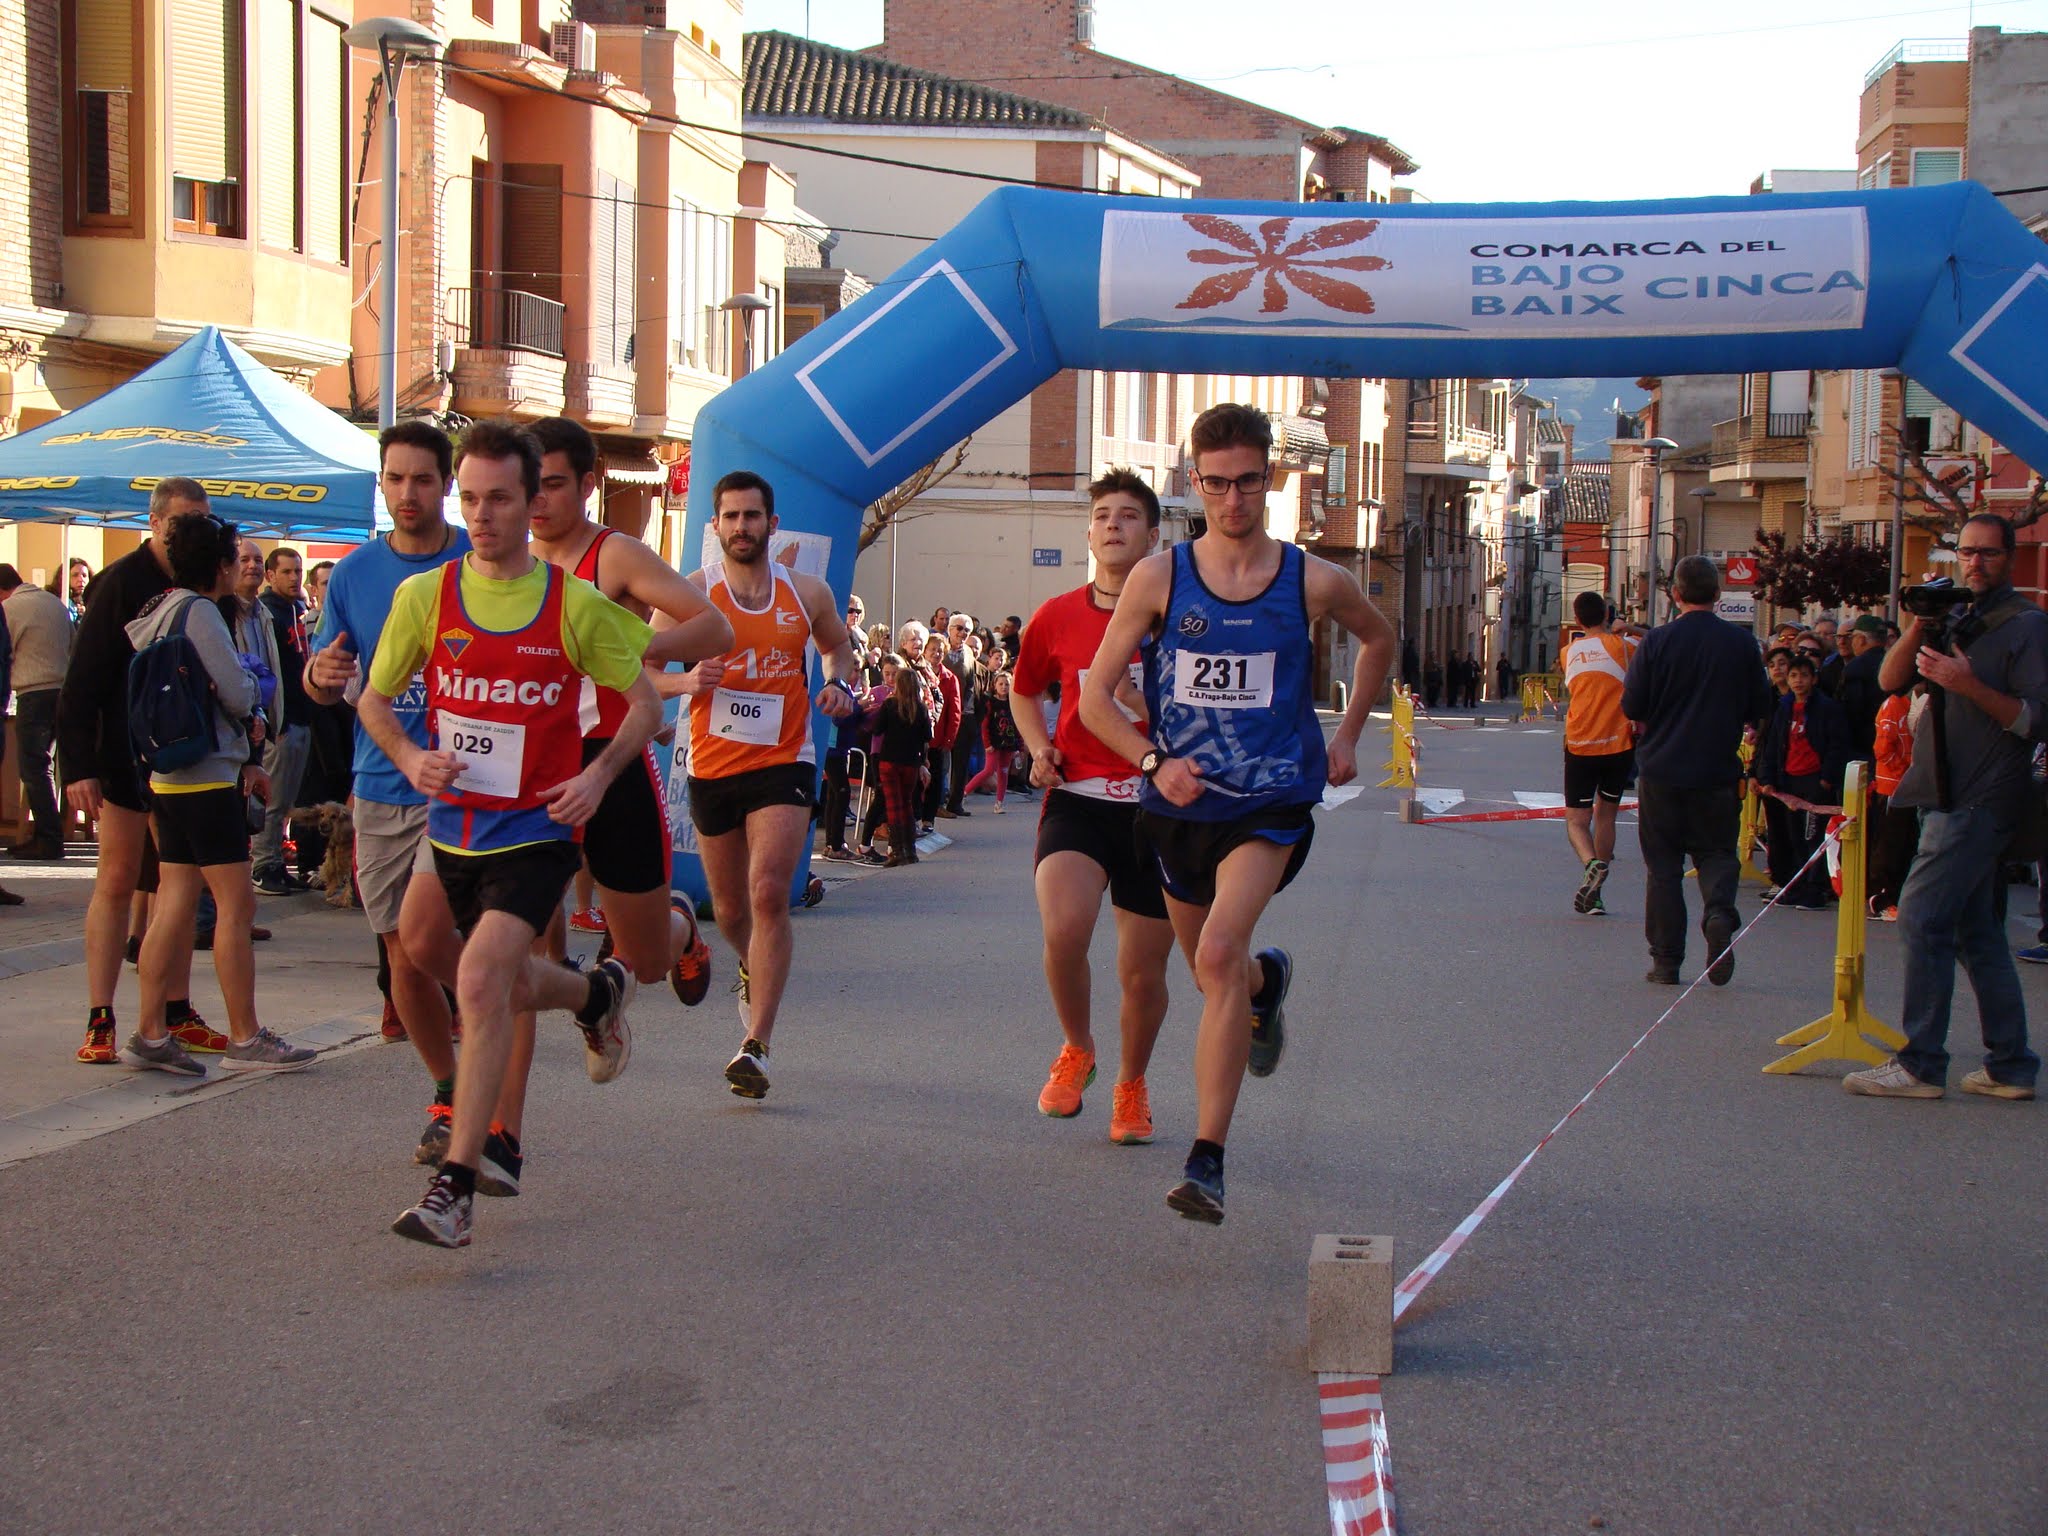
[
  {"xmin": 720, "ymin": 292, "xmax": 772, "ymax": 377},
  {"xmin": 1641, "ymin": 436, "xmax": 1679, "ymax": 622},
  {"xmin": 342, "ymin": 17, "xmax": 442, "ymax": 430}
]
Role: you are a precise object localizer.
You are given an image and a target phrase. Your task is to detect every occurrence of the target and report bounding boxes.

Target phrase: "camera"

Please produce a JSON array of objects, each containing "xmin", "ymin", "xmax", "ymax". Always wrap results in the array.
[{"xmin": 1902, "ymin": 577, "xmax": 1976, "ymax": 650}]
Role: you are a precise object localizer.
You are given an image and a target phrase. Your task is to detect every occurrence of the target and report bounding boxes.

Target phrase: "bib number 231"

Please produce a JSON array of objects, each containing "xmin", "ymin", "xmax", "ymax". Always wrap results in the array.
[{"xmin": 1174, "ymin": 650, "xmax": 1275, "ymax": 709}]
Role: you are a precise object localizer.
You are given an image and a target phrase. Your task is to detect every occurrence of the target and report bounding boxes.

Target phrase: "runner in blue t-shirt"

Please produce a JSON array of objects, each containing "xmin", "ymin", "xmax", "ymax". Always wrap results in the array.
[
  {"xmin": 1080, "ymin": 404, "xmax": 1396, "ymax": 1225},
  {"xmin": 304, "ymin": 421, "xmax": 471, "ymax": 1166}
]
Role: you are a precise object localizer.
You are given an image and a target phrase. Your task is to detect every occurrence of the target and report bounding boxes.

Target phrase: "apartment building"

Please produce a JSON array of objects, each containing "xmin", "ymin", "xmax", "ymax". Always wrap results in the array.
[
  {"xmin": 741, "ymin": 29, "xmax": 1244, "ymax": 627},
  {"xmin": 868, "ymin": 0, "xmax": 1426, "ymax": 697},
  {"xmin": 1811, "ymin": 27, "xmax": 2048, "ymax": 597},
  {"xmin": 0, "ymin": 0, "xmax": 358, "ymax": 580},
  {"xmin": 337, "ymin": 0, "xmax": 795, "ymax": 556}
]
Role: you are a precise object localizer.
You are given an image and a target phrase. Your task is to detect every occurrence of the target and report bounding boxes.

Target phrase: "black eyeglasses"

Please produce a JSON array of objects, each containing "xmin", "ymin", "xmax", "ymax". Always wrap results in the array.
[{"xmin": 1193, "ymin": 470, "xmax": 1272, "ymax": 496}]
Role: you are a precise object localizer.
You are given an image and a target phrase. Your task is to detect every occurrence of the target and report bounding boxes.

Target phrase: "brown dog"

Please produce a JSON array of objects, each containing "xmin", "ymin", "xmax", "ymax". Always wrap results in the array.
[{"xmin": 310, "ymin": 802, "xmax": 357, "ymax": 908}]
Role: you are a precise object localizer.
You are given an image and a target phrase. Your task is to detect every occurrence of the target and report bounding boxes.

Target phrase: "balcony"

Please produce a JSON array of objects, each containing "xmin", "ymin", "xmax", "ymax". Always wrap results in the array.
[
  {"xmin": 448, "ymin": 286, "xmax": 568, "ymax": 419},
  {"xmin": 1406, "ymin": 418, "xmax": 1507, "ymax": 481},
  {"xmin": 1709, "ymin": 414, "xmax": 1809, "ymax": 486},
  {"xmin": 448, "ymin": 286, "xmax": 565, "ymax": 358}
]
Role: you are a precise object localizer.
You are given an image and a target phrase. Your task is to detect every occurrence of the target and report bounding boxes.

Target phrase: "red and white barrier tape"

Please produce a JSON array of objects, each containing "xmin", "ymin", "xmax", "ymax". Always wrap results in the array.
[
  {"xmin": 1320, "ymin": 1375, "xmax": 1397, "ymax": 1536},
  {"xmin": 1391, "ymin": 829, "xmax": 1840, "ymax": 1325},
  {"xmin": 1416, "ymin": 799, "xmax": 1637, "ymax": 826}
]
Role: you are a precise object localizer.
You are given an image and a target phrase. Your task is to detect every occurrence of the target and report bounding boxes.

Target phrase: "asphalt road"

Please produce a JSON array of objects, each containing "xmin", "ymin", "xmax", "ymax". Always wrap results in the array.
[{"xmin": 2, "ymin": 716, "xmax": 2043, "ymax": 1535}]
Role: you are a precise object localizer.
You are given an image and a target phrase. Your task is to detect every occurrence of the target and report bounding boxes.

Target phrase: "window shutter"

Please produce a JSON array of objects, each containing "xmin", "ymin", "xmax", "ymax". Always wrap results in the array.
[
  {"xmin": 592, "ymin": 176, "xmax": 618, "ymax": 364},
  {"xmin": 1767, "ymin": 370, "xmax": 1810, "ymax": 416},
  {"xmin": 1904, "ymin": 380, "xmax": 1939, "ymax": 418},
  {"xmin": 170, "ymin": 0, "xmax": 241, "ymax": 185},
  {"xmin": 501, "ymin": 163, "xmax": 562, "ymax": 303},
  {"xmin": 617, "ymin": 188, "xmax": 637, "ymax": 369},
  {"xmin": 76, "ymin": 0, "xmax": 135, "ymax": 90},
  {"xmin": 304, "ymin": 13, "xmax": 344, "ymax": 262},
  {"xmin": 1847, "ymin": 369, "xmax": 1868, "ymax": 468},
  {"xmin": 257, "ymin": 0, "xmax": 297, "ymax": 248},
  {"xmin": 1912, "ymin": 150, "xmax": 1961, "ymax": 186}
]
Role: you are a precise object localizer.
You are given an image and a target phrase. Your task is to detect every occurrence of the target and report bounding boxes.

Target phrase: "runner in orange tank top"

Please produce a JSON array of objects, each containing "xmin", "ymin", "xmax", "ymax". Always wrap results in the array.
[
  {"xmin": 1560, "ymin": 590, "xmax": 1643, "ymax": 915},
  {"xmin": 680, "ymin": 470, "xmax": 860, "ymax": 1100},
  {"xmin": 528, "ymin": 418, "xmax": 732, "ymax": 1019}
]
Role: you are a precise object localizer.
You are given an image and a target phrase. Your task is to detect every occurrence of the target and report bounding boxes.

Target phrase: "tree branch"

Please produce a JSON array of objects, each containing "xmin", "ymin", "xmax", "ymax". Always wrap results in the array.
[{"xmin": 859, "ymin": 438, "xmax": 973, "ymax": 553}]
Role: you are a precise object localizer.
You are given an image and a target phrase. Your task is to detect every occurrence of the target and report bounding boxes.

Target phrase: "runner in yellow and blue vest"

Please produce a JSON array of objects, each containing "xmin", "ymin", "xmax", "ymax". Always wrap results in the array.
[{"xmin": 358, "ymin": 421, "xmax": 660, "ymax": 1251}]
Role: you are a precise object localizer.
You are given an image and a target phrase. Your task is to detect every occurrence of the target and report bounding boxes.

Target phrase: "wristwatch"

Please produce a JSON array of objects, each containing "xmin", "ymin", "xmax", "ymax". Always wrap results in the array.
[{"xmin": 1138, "ymin": 749, "xmax": 1164, "ymax": 779}]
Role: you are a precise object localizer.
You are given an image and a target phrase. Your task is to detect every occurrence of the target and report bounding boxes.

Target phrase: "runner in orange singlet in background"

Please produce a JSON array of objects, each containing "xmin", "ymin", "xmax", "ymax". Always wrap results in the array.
[{"xmin": 1560, "ymin": 590, "xmax": 1641, "ymax": 916}]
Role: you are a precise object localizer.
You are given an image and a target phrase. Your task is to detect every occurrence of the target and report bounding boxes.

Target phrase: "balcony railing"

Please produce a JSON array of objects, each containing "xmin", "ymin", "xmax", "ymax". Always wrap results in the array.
[
  {"xmin": 1766, "ymin": 412, "xmax": 1811, "ymax": 440},
  {"xmin": 1863, "ymin": 37, "xmax": 1968, "ymax": 89},
  {"xmin": 1713, "ymin": 414, "xmax": 1813, "ymax": 465},
  {"xmin": 447, "ymin": 286, "xmax": 566, "ymax": 359}
]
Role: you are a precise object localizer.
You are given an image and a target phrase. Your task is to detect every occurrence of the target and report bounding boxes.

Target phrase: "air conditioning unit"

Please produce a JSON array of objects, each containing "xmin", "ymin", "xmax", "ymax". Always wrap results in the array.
[{"xmin": 550, "ymin": 22, "xmax": 595, "ymax": 72}]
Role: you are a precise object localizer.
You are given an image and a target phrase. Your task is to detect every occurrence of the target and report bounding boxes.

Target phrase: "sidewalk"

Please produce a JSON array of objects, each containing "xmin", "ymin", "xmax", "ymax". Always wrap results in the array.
[{"xmin": 0, "ymin": 864, "xmax": 387, "ymax": 1167}]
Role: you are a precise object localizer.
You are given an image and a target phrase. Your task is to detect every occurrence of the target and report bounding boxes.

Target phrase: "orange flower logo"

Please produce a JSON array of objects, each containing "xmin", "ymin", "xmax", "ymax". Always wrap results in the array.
[{"xmin": 1175, "ymin": 215, "xmax": 1391, "ymax": 315}]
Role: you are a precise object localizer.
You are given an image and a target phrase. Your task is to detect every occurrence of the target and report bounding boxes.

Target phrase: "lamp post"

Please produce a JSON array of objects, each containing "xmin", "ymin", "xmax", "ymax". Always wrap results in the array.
[
  {"xmin": 720, "ymin": 292, "xmax": 772, "ymax": 377},
  {"xmin": 1642, "ymin": 436, "xmax": 1679, "ymax": 622},
  {"xmin": 342, "ymin": 17, "xmax": 442, "ymax": 430}
]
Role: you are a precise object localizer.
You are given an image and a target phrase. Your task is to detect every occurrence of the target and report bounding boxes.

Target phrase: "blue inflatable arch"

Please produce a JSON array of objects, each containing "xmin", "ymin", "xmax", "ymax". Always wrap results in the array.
[{"xmin": 669, "ymin": 182, "xmax": 2048, "ymax": 899}]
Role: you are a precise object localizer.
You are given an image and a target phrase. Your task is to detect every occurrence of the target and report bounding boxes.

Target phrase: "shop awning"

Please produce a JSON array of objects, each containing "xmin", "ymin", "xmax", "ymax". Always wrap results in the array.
[{"xmin": 0, "ymin": 327, "xmax": 377, "ymax": 540}]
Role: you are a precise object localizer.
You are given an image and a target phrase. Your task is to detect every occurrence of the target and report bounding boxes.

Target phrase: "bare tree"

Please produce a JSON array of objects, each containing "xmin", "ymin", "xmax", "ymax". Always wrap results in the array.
[
  {"xmin": 858, "ymin": 437, "xmax": 972, "ymax": 553},
  {"xmin": 1876, "ymin": 428, "xmax": 2048, "ymax": 546}
]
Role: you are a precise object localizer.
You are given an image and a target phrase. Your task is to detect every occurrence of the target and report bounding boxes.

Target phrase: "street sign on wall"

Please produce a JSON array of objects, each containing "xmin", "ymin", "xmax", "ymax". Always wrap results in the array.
[{"xmin": 1032, "ymin": 548, "xmax": 1062, "ymax": 567}]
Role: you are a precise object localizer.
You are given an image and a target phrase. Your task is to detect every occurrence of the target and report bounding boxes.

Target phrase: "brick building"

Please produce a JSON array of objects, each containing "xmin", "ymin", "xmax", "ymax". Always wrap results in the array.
[{"xmin": 868, "ymin": 0, "xmax": 1430, "ymax": 698}]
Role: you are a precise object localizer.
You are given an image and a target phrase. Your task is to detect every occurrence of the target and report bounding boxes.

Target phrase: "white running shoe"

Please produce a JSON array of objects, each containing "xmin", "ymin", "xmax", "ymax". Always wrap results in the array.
[{"xmin": 578, "ymin": 959, "xmax": 636, "ymax": 1084}]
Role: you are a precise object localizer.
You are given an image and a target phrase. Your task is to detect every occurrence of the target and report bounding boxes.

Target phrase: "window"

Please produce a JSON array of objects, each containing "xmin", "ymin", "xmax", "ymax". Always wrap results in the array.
[
  {"xmin": 305, "ymin": 11, "xmax": 346, "ymax": 262},
  {"xmin": 591, "ymin": 172, "xmax": 636, "ymax": 372},
  {"xmin": 1857, "ymin": 153, "xmax": 1892, "ymax": 191},
  {"xmin": 676, "ymin": 204, "xmax": 732, "ymax": 374},
  {"xmin": 1847, "ymin": 369, "xmax": 1883, "ymax": 469},
  {"xmin": 1767, "ymin": 370, "xmax": 1810, "ymax": 417},
  {"xmin": 66, "ymin": 0, "xmax": 139, "ymax": 230},
  {"xmin": 1911, "ymin": 149, "xmax": 1962, "ymax": 186},
  {"xmin": 761, "ymin": 283, "xmax": 783, "ymax": 364},
  {"xmin": 784, "ymin": 304, "xmax": 825, "ymax": 348},
  {"xmin": 169, "ymin": 0, "xmax": 245, "ymax": 237},
  {"xmin": 257, "ymin": 0, "xmax": 300, "ymax": 249}
]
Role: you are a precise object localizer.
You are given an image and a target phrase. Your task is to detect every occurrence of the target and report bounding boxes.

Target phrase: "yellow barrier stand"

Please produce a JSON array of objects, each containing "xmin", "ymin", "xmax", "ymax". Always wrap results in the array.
[
  {"xmin": 1519, "ymin": 671, "xmax": 1564, "ymax": 722},
  {"xmin": 1763, "ymin": 761, "xmax": 1907, "ymax": 1075},
  {"xmin": 1736, "ymin": 741, "xmax": 1768, "ymax": 885},
  {"xmin": 1377, "ymin": 686, "xmax": 1416, "ymax": 789}
]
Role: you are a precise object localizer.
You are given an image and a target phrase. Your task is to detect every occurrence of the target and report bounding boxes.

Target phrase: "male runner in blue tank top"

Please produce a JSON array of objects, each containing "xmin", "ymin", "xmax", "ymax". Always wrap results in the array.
[{"xmin": 1081, "ymin": 402, "xmax": 1395, "ymax": 1223}]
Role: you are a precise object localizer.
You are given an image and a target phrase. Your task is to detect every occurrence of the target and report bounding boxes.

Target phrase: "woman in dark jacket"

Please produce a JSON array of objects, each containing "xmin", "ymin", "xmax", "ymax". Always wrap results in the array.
[{"xmin": 1755, "ymin": 651, "xmax": 1852, "ymax": 909}]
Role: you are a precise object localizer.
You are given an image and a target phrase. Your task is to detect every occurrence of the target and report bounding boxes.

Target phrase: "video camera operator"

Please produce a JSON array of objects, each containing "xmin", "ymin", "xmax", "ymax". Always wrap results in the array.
[{"xmin": 1846, "ymin": 513, "xmax": 2044, "ymax": 1101}]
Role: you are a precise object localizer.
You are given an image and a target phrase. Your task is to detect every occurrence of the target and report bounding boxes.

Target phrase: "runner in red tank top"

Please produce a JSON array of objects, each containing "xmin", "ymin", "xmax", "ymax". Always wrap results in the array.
[
  {"xmin": 358, "ymin": 421, "xmax": 663, "ymax": 1250},
  {"xmin": 1008, "ymin": 470, "xmax": 1174, "ymax": 1147},
  {"xmin": 528, "ymin": 417, "xmax": 733, "ymax": 1011}
]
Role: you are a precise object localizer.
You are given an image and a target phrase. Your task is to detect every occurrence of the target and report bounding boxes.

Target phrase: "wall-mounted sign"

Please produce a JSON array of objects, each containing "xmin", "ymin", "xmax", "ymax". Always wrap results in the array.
[
  {"xmin": 1033, "ymin": 548, "xmax": 1063, "ymax": 567},
  {"xmin": 1723, "ymin": 554, "xmax": 1758, "ymax": 587}
]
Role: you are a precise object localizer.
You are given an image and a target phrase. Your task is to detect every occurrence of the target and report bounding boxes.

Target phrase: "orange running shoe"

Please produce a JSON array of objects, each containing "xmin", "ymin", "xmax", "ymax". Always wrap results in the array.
[
  {"xmin": 1037, "ymin": 1044, "xmax": 1096, "ymax": 1118},
  {"xmin": 1109, "ymin": 1078, "xmax": 1153, "ymax": 1145},
  {"xmin": 76, "ymin": 1015, "xmax": 119, "ymax": 1064},
  {"xmin": 379, "ymin": 998, "xmax": 407, "ymax": 1043},
  {"xmin": 167, "ymin": 1009, "xmax": 229, "ymax": 1054},
  {"xmin": 670, "ymin": 900, "xmax": 712, "ymax": 1007},
  {"xmin": 569, "ymin": 906, "xmax": 608, "ymax": 934}
]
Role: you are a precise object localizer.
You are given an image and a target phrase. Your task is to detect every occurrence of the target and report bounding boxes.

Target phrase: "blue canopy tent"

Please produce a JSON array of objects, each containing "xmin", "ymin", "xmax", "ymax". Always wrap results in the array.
[{"xmin": 0, "ymin": 326, "xmax": 378, "ymax": 541}]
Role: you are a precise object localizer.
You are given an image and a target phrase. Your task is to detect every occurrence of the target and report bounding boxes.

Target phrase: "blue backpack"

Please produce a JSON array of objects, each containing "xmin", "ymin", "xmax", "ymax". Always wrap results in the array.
[{"xmin": 127, "ymin": 596, "xmax": 220, "ymax": 774}]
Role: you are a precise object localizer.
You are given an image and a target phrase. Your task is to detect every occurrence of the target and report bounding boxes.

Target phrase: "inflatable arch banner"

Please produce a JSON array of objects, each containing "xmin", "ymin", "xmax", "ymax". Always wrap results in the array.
[{"xmin": 665, "ymin": 181, "xmax": 2048, "ymax": 902}]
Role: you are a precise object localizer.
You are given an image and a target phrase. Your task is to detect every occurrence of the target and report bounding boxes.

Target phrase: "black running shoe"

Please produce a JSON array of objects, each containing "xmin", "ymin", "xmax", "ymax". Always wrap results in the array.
[
  {"xmin": 391, "ymin": 1172, "xmax": 472, "ymax": 1248},
  {"xmin": 725, "ymin": 1036, "xmax": 770, "ymax": 1099},
  {"xmin": 1247, "ymin": 947, "xmax": 1292, "ymax": 1079},
  {"xmin": 1167, "ymin": 1149, "xmax": 1226, "ymax": 1224},
  {"xmin": 477, "ymin": 1128, "xmax": 523, "ymax": 1198},
  {"xmin": 414, "ymin": 1102, "xmax": 453, "ymax": 1167}
]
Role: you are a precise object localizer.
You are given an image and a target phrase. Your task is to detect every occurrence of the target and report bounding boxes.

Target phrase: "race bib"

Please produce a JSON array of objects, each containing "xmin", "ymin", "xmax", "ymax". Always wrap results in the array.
[
  {"xmin": 710, "ymin": 687, "xmax": 784, "ymax": 745},
  {"xmin": 439, "ymin": 710, "xmax": 524, "ymax": 799},
  {"xmin": 1078, "ymin": 663, "xmax": 1146, "ymax": 722},
  {"xmin": 1173, "ymin": 650, "xmax": 1275, "ymax": 709}
]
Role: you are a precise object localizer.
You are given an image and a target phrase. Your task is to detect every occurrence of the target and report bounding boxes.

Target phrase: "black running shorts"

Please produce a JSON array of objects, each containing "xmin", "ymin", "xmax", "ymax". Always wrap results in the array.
[
  {"xmin": 1034, "ymin": 787, "xmax": 1166, "ymax": 920},
  {"xmin": 432, "ymin": 840, "xmax": 582, "ymax": 937},
  {"xmin": 1563, "ymin": 748, "xmax": 1634, "ymax": 810},
  {"xmin": 687, "ymin": 762, "xmax": 816, "ymax": 839},
  {"xmin": 1136, "ymin": 803, "xmax": 1316, "ymax": 909},
  {"xmin": 580, "ymin": 739, "xmax": 671, "ymax": 895},
  {"xmin": 151, "ymin": 786, "xmax": 250, "ymax": 868}
]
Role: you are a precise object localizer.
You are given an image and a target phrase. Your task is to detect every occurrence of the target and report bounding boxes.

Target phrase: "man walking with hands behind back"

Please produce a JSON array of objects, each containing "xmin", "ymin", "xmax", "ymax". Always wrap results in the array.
[
  {"xmin": 1621, "ymin": 556, "xmax": 1773, "ymax": 987},
  {"xmin": 1845, "ymin": 513, "xmax": 2046, "ymax": 1101}
]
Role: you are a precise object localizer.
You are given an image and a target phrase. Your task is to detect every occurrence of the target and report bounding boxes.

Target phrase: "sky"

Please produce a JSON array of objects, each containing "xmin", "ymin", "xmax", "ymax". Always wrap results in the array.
[{"xmin": 739, "ymin": 0, "xmax": 2048, "ymax": 204}]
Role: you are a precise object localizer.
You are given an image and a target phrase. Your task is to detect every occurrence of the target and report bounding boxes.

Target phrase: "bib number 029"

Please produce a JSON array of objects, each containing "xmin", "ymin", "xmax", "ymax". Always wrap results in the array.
[{"xmin": 448, "ymin": 729, "xmax": 494, "ymax": 755}]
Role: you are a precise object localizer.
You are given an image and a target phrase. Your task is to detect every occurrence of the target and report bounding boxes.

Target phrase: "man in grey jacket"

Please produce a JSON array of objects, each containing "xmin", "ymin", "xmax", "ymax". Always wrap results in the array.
[
  {"xmin": 1, "ymin": 563, "xmax": 71, "ymax": 860},
  {"xmin": 1847, "ymin": 513, "xmax": 2045, "ymax": 1101}
]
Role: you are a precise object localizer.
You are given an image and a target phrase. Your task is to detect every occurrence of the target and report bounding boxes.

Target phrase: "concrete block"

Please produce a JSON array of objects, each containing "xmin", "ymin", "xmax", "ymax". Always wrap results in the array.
[{"xmin": 1308, "ymin": 1234, "xmax": 1393, "ymax": 1375}]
